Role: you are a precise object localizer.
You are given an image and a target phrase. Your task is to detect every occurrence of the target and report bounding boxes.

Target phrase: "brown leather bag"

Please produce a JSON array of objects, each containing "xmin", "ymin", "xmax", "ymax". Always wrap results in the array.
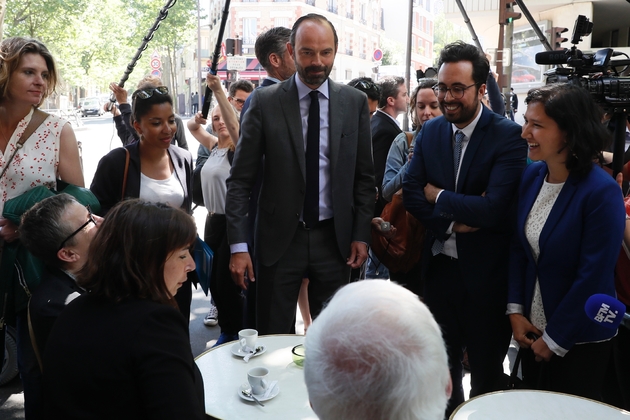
[{"xmin": 370, "ymin": 132, "xmax": 425, "ymax": 274}]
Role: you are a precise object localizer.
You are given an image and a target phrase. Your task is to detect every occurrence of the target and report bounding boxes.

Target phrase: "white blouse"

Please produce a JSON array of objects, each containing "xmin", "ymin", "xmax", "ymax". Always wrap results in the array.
[{"xmin": 524, "ymin": 178, "xmax": 565, "ymax": 332}]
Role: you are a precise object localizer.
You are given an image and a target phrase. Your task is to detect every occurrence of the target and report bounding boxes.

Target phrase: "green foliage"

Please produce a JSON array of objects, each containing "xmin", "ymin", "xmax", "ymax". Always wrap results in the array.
[
  {"xmin": 381, "ymin": 37, "xmax": 404, "ymax": 66},
  {"xmin": 2, "ymin": 0, "xmax": 197, "ymax": 99},
  {"xmin": 432, "ymin": 12, "xmax": 472, "ymax": 64}
]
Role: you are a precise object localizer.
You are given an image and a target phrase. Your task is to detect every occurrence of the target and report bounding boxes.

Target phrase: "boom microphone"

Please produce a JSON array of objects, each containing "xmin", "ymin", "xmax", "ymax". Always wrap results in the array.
[
  {"xmin": 584, "ymin": 294, "xmax": 625, "ymax": 329},
  {"xmin": 535, "ymin": 49, "xmax": 570, "ymax": 65}
]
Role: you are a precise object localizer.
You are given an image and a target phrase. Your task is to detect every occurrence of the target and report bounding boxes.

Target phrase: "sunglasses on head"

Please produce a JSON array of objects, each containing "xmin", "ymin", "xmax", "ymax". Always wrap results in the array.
[
  {"xmin": 133, "ymin": 86, "xmax": 169, "ymax": 100},
  {"xmin": 353, "ymin": 80, "xmax": 377, "ymax": 92}
]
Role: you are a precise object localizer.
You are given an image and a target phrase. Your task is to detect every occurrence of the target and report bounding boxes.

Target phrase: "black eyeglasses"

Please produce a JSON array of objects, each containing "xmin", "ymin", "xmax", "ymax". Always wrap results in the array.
[
  {"xmin": 58, "ymin": 205, "xmax": 96, "ymax": 251},
  {"xmin": 432, "ymin": 83, "xmax": 477, "ymax": 99},
  {"xmin": 133, "ymin": 86, "xmax": 169, "ymax": 100}
]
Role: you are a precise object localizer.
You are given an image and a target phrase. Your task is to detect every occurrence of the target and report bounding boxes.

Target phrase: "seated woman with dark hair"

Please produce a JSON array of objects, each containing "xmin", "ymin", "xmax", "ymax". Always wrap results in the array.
[
  {"xmin": 42, "ymin": 200, "xmax": 205, "ymax": 419},
  {"xmin": 508, "ymin": 83, "xmax": 625, "ymax": 400}
]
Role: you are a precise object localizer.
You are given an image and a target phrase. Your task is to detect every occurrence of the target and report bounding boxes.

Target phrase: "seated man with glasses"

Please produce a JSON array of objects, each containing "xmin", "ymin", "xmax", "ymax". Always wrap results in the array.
[{"xmin": 19, "ymin": 193, "xmax": 102, "ymax": 357}]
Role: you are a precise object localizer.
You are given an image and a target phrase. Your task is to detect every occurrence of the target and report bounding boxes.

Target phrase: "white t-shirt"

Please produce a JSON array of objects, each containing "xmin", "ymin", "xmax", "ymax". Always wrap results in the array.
[{"xmin": 139, "ymin": 171, "xmax": 185, "ymax": 209}]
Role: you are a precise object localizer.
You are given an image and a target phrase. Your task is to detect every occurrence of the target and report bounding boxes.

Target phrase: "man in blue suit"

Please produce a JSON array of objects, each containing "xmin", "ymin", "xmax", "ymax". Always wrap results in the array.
[{"xmin": 403, "ymin": 41, "xmax": 527, "ymax": 415}]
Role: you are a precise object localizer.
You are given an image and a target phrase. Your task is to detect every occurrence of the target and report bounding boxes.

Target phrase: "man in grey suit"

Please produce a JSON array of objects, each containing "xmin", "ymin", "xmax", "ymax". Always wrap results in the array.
[{"xmin": 226, "ymin": 13, "xmax": 374, "ymax": 334}]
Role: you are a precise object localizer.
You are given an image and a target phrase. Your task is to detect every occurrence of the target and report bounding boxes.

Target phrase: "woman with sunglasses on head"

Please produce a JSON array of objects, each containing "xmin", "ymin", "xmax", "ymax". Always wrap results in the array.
[
  {"xmin": 90, "ymin": 80, "xmax": 195, "ymax": 321},
  {"xmin": 0, "ymin": 36, "xmax": 83, "ymax": 419},
  {"xmin": 508, "ymin": 83, "xmax": 625, "ymax": 400},
  {"xmin": 42, "ymin": 199, "xmax": 205, "ymax": 419},
  {"xmin": 107, "ymin": 76, "xmax": 188, "ymax": 149},
  {"xmin": 379, "ymin": 78, "xmax": 442, "ymax": 296}
]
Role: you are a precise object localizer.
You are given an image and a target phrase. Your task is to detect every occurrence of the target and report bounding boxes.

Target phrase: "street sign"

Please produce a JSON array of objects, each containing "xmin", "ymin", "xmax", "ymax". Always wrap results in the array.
[
  {"xmin": 373, "ymin": 48, "xmax": 383, "ymax": 62},
  {"xmin": 150, "ymin": 58, "xmax": 161, "ymax": 69},
  {"xmin": 227, "ymin": 56, "xmax": 247, "ymax": 71},
  {"xmin": 151, "ymin": 69, "xmax": 161, "ymax": 78}
]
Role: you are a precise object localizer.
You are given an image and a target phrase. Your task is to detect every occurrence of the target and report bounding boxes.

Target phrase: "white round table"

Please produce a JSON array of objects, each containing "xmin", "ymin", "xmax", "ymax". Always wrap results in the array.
[
  {"xmin": 195, "ymin": 334, "xmax": 318, "ymax": 420},
  {"xmin": 450, "ymin": 390, "xmax": 630, "ymax": 420}
]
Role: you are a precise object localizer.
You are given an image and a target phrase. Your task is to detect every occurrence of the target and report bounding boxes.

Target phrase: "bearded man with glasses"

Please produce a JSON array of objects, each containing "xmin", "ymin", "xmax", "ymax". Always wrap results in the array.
[{"xmin": 403, "ymin": 41, "xmax": 527, "ymax": 417}]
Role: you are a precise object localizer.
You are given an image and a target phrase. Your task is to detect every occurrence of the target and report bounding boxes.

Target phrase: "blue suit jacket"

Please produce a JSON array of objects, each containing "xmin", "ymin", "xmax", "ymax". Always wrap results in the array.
[
  {"xmin": 403, "ymin": 105, "xmax": 527, "ymax": 305},
  {"xmin": 508, "ymin": 161, "xmax": 625, "ymax": 350}
]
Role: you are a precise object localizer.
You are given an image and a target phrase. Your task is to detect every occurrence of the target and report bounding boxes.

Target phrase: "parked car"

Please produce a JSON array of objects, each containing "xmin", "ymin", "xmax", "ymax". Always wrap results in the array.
[
  {"xmin": 512, "ymin": 69, "xmax": 536, "ymax": 83},
  {"xmin": 80, "ymin": 98, "xmax": 103, "ymax": 117}
]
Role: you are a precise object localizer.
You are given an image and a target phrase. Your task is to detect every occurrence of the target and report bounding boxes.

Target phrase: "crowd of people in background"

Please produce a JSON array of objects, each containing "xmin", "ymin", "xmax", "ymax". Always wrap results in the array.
[{"xmin": 1, "ymin": 10, "xmax": 630, "ymax": 420}]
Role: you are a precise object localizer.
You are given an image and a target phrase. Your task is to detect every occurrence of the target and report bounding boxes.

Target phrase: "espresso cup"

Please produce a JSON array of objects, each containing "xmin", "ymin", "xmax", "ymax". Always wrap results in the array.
[
  {"xmin": 239, "ymin": 328, "xmax": 258, "ymax": 352},
  {"xmin": 247, "ymin": 367, "xmax": 269, "ymax": 395}
]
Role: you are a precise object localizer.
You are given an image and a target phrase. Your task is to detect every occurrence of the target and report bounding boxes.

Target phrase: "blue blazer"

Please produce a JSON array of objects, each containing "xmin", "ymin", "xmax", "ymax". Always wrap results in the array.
[
  {"xmin": 508, "ymin": 161, "xmax": 625, "ymax": 350},
  {"xmin": 403, "ymin": 106, "xmax": 527, "ymax": 306}
]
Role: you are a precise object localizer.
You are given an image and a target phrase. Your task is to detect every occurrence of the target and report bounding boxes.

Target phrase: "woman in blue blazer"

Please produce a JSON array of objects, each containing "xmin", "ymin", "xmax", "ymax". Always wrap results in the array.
[{"xmin": 508, "ymin": 83, "xmax": 625, "ymax": 400}]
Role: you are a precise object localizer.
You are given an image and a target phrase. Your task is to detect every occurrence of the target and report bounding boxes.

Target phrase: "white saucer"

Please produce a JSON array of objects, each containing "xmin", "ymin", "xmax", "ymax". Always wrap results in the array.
[
  {"xmin": 231, "ymin": 343, "xmax": 267, "ymax": 358},
  {"xmin": 238, "ymin": 382, "xmax": 280, "ymax": 402}
]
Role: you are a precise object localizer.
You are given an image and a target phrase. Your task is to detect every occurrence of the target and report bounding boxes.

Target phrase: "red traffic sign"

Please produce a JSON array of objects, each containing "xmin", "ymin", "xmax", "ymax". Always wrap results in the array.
[
  {"xmin": 151, "ymin": 69, "xmax": 161, "ymax": 78},
  {"xmin": 150, "ymin": 58, "xmax": 161, "ymax": 69},
  {"xmin": 207, "ymin": 59, "xmax": 212, "ymax": 67},
  {"xmin": 373, "ymin": 48, "xmax": 383, "ymax": 61}
]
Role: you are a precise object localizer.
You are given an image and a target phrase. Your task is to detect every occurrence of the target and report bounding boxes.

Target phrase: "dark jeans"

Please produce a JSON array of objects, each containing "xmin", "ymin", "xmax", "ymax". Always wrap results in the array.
[
  {"xmin": 603, "ymin": 323, "xmax": 630, "ymax": 410},
  {"xmin": 205, "ymin": 213, "xmax": 243, "ymax": 335},
  {"xmin": 424, "ymin": 254, "xmax": 511, "ymax": 418},
  {"xmin": 389, "ymin": 260, "xmax": 423, "ymax": 298},
  {"xmin": 522, "ymin": 339, "xmax": 612, "ymax": 401}
]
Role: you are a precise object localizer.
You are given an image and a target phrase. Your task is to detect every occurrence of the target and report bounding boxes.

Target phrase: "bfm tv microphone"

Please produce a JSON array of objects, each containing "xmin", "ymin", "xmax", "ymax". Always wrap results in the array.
[
  {"xmin": 535, "ymin": 49, "xmax": 571, "ymax": 65},
  {"xmin": 584, "ymin": 294, "xmax": 625, "ymax": 329}
]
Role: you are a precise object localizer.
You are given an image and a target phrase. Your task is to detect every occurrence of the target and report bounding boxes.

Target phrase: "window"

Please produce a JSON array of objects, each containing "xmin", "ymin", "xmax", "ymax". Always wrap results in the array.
[
  {"xmin": 360, "ymin": 3, "xmax": 366, "ymax": 24},
  {"xmin": 346, "ymin": 0, "xmax": 353, "ymax": 19},
  {"xmin": 359, "ymin": 37, "xmax": 367, "ymax": 59},
  {"xmin": 345, "ymin": 34, "xmax": 353, "ymax": 55},
  {"xmin": 328, "ymin": 0, "xmax": 338, "ymax": 13},
  {"xmin": 243, "ymin": 18, "xmax": 257, "ymax": 46},
  {"xmin": 275, "ymin": 17, "xmax": 289, "ymax": 28},
  {"xmin": 345, "ymin": 69, "xmax": 353, "ymax": 79}
]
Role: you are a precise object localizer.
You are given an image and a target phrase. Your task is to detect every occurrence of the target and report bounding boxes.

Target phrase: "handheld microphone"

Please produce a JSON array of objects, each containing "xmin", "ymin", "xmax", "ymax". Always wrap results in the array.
[{"xmin": 584, "ymin": 294, "xmax": 625, "ymax": 329}]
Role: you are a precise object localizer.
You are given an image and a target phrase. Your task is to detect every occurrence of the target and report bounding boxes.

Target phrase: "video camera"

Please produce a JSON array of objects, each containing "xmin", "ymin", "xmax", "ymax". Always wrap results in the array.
[{"xmin": 535, "ymin": 15, "xmax": 630, "ymax": 112}]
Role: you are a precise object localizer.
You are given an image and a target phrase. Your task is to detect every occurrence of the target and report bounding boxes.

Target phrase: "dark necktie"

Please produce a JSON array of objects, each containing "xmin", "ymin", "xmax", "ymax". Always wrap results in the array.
[
  {"xmin": 431, "ymin": 130, "xmax": 466, "ymax": 256},
  {"xmin": 453, "ymin": 130, "xmax": 465, "ymax": 184},
  {"xmin": 304, "ymin": 90, "xmax": 320, "ymax": 227}
]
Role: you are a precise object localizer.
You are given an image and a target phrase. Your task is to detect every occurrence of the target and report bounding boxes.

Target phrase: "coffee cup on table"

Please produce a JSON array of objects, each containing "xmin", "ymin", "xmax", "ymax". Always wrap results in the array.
[
  {"xmin": 238, "ymin": 328, "xmax": 257, "ymax": 353},
  {"xmin": 247, "ymin": 367, "xmax": 269, "ymax": 395}
]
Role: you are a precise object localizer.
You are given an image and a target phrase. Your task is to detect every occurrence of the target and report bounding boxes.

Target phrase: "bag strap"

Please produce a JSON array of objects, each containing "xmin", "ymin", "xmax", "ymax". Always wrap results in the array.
[
  {"xmin": 121, "ymin": 148, "xmax": 130, "ymax": 200},
  {"xmin": 405, "ymin": 131, "xmax": 414, "ymax": 148},
  {"xmin": 0, "ymin": 109, "xmax": 48, "ymax": 180},
  {"xmin": 27, "ymin": 300, "xmax": 44, "ymax": 372},
  {"xmin": 507, "ymin": 347, "xmax": 525, "ymax": 388}
]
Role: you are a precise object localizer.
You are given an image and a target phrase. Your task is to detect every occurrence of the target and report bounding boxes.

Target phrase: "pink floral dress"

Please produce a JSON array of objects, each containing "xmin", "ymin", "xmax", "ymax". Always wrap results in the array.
[{"xmin": 0, "ymin": 107, "xmax": 62, "ymax": 215}]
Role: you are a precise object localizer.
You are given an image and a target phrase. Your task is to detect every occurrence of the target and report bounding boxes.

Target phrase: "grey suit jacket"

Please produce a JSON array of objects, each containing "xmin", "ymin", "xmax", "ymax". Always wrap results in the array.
[{"xmin": 226, "ymin": 75, "xmax": 375, "ymax": 266}]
